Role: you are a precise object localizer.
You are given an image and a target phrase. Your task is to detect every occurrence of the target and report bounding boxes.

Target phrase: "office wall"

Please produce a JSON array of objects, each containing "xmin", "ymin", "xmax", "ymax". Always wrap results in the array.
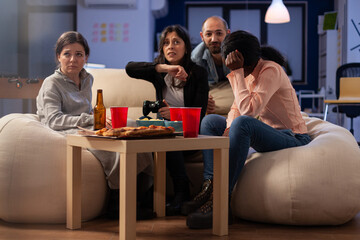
[
  {"xmin": 0, "ymin": 0, "xmax": 75, "ymax": 117},
  {"xmin": 0, "ymin": 0, "xmax": 18, "ymax": 76},
  {"xmin": 0, "ymin": 1, "xmax": 23, "ymax": 116},
  {"xmin": 155, "ymin": 0, "xmax": 334, "ymax": 92},
  {"xmin": 337, "ymin": 0, "xmax": 360, "ymax": 141},
  {"xmin": 77, "ymin": 0, "xmax": 156, "ymax": 68},
  {"xmin": 0, "ymin": 0, "xmax": 336, "ymax": 118}
]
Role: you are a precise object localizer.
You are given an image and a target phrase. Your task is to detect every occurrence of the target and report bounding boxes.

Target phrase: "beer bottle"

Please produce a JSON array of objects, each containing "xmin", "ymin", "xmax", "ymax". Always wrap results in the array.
[{"xmin": 94, "ymin": 89, "xmax": 106, "ymax": 130}]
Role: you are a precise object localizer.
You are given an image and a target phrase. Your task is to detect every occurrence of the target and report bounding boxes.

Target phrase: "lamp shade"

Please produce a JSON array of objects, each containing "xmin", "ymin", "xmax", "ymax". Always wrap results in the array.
[{"xmin": 265, "ymin": 0, "xmax": 290, "ymax": 24}]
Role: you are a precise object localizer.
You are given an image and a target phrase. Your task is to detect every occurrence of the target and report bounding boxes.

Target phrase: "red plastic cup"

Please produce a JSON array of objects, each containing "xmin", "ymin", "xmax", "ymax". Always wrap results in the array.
[
  {"xmin": 170, "ymin": 107, "xmax": 182, "ymax": 121},
  {"xmin": 181, "ymin": 107, "xmax": 201, "ymax": 138},
  {"xmin": 110, "ymin": 107, "xmax": 128, "ymax": 128}
]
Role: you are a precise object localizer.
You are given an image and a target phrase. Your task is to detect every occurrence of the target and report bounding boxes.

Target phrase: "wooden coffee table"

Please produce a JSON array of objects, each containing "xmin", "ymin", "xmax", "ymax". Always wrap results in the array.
[{"xmin": 66, "ymin": 134, "xmax": 229, "ymax": 240}]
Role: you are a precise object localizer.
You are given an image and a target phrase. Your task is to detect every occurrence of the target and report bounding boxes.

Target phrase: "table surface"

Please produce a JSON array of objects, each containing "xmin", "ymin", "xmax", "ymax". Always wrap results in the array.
[
  {"xmin": 66, "ymin": 134, "xmax": 229, "ymax": 240},
  {"xmin": 67, "ymin": 134, "xmax": 229, "ymax": 152},
  {"xmin": 323, "ymin": 99, "xmax": 360, "ymax": 121},
  {"xmin": 324, "ymin": 99, "xmax": 360, "ymax": 103}
]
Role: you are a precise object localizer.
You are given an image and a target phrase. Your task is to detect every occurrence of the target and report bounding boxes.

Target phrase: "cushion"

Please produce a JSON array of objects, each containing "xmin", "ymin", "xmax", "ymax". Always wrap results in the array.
[
  {"xmin": 87, "ymin": 68, "xmax": 157, "ymax": 120},
  {"xmin": 231, "ymin": 115, "xmax": 360, "ymax": 225},
  {"xmin": 209, "ymin": 81, "xmax": 234, "ymax": 115},
  {"xmin": 0, "ymin": 114, "xmax": 107, "ymax": 223}
]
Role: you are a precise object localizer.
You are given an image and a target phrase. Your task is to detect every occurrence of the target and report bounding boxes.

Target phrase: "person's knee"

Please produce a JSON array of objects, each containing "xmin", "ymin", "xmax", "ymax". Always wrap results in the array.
[
  {"xmin": 230, "ymin": 115, "xmax": 256, "ymax": 136},
  {"xmin": 232, "ymin": 115, "xmax": 254, "ymax": 126},
  {"xmin": 200, "ymin": 114, "xmax": 218, "ymax": 133}
]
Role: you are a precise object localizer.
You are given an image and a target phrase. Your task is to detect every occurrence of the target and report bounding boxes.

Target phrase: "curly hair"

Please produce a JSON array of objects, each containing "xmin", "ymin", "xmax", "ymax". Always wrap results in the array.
[
  {"xmin": 221, "ymin": 30, "xmax": 260, "ymax": 67},
  {"xmin": 221, "ymin": 30, "xmax": 286, "ymax": 67}
]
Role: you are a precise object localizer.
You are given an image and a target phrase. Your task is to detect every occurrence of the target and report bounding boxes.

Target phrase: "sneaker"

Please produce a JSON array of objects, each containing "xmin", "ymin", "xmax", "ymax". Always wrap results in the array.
[
  {"xmin": 181, "ymin": 179, "xmax": 213, "ymax": 216},
  {"xmin": 186, "ymin": 194, "xmax": 233, "ymax": 229}
]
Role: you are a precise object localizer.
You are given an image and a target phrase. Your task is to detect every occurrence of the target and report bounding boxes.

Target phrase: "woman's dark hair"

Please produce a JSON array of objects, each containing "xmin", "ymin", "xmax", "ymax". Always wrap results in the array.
[
  {"xmin": 221, "ymin": 30, "xmax": 286, "ymax": 67},
  {"xmin": 260, "ymin": 45, "xmax": 286, "ymax": 67},
  {"xmin": 55, "ymin": 31, "xmax": 90, "ymax": 63},
  {"xmin": 221, "ymin": 30, "xmax": 261, "ymax": 67},
  {"xmin": 155, "ymin": 25, "xmax": 193, "ymax": 72}
]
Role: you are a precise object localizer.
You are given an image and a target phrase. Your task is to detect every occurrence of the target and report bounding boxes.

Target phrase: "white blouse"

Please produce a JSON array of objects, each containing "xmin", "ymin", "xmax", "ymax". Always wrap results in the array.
[{"xmin": 163, "ymin": 73, "xmax": 185, "ymax": 107}]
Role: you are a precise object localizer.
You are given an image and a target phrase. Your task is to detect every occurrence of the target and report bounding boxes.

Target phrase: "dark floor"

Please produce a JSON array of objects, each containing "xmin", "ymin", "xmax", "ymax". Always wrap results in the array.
[{"xmin": 1, "ymin": 212, "xmax": 360, "ymax": 240}]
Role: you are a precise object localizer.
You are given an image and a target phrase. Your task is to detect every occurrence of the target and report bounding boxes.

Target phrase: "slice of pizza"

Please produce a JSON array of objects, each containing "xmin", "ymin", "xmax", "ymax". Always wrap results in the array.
[
  {"xmin": 102, "ymin": 128, "xmax": 127, "ymax": 137},
  {"xmin": 95, "ymin": 128, "xmax": 108, "ymax": 136},
  {"xmin": 96, "ymin": 125, "xmax": 175, "ymax": 138},
  {"xmin": 124, "ymin": 125, "xmax": 175, "ymax": 137}
]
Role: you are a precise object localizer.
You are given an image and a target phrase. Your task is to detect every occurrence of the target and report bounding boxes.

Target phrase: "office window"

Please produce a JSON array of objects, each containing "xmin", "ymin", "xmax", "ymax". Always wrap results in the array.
[
  {"xmin": 230, "ymin": 9, "xmax": 261, "ymax": 41},
  {"xmin": 18, "ymin": 2, "xmax": 76, "ymax": 78},
  {"xmin": 188, "ymin": 7, "xmax": 222, "ymax": 44}
]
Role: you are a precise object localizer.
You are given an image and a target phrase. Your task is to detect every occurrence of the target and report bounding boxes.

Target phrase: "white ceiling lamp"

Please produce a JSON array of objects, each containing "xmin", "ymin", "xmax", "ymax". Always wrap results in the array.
[{"xmin": 265, "ymin": 0, "xmax": 290, "ymax": 24}]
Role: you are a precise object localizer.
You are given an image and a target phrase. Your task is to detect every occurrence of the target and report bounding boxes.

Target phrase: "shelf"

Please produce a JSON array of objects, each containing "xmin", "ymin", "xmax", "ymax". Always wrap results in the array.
[{"xmin": 297, "ymin": 90, "xmax": 325, "ymax": 117}]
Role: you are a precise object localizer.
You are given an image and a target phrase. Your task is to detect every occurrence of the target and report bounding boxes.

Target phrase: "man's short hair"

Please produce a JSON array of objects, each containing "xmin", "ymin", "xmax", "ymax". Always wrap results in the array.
[{"xmin": 201, "ymin": 16, "xmax": 229, "ymax": 32}]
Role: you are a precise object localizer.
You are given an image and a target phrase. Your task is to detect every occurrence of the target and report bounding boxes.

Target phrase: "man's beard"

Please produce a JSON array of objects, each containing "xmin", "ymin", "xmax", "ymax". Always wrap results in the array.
[{"xmin": 206, "ymin": 42, "xmax": 221, "ymax": 54}]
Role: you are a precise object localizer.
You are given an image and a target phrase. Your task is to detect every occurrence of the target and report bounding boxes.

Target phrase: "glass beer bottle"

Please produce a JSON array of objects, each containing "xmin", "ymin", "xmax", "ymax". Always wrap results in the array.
[{"xmin": 94, "ymin": 89, "xmax": 106, "ymax": 130}]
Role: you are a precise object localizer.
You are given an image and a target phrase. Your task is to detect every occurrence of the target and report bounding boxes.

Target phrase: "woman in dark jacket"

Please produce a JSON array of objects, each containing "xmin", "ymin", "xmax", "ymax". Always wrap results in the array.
[{"xmin": 126, "ymin": 25, "xmax": 209, "ymax": 215}]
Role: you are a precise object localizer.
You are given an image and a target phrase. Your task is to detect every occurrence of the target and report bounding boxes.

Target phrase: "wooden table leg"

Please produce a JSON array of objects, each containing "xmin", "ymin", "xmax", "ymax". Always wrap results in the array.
[
  {"xmin": 66, "ymin": 145, "xmax": 82, "ymax": 229},
  {"xmin": 153, "ymin": 152, "xmax": 166, "ymax": 217},
  {"xmin": 212, "ymin": 148, "xmax": 229, "ymax": 236},
  {"xmin": 119, "ymin": 152, "xmax": 137, "ymax": 240}
]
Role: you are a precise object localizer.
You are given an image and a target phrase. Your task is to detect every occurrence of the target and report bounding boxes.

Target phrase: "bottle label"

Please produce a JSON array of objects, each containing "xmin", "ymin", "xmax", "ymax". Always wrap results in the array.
[{"xmin": 94, "ymin": 108, "xmax": 106, "ymax": 130}]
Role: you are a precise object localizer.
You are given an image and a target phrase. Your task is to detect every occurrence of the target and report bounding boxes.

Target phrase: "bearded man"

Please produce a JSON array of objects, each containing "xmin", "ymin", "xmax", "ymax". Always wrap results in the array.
[{"xmin": 191, "ymin": 16, "xmax": 232, "ymax": 114}]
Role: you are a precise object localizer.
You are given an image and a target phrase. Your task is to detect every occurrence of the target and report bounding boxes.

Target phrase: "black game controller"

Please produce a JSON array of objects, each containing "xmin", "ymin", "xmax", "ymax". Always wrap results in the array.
[{"xmin": 142, "ymin": 100, "xmax": 165, "ymax": 116}]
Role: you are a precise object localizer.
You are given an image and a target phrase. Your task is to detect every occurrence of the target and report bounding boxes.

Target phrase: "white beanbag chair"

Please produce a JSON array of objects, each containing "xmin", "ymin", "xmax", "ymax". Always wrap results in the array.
[
  {"xmin": 0, "ymin": 114, "xmax": 107, "ymax": 223},
  {"xmin": 231, "ymin": 114, "xmax": 360, "ymax": 225}
]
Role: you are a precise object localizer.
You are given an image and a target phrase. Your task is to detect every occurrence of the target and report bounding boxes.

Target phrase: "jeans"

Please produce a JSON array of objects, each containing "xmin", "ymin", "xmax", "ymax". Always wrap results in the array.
[{"xmin": 200, "ymin": 114, "xmax": 312, "ymax": 194}]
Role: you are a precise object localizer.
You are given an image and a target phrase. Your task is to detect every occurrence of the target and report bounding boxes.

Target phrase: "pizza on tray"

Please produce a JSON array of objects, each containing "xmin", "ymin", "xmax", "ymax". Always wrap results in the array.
[{"xmin": 95, "ymin": 125, "xmax": 175, "ymax": 138}]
